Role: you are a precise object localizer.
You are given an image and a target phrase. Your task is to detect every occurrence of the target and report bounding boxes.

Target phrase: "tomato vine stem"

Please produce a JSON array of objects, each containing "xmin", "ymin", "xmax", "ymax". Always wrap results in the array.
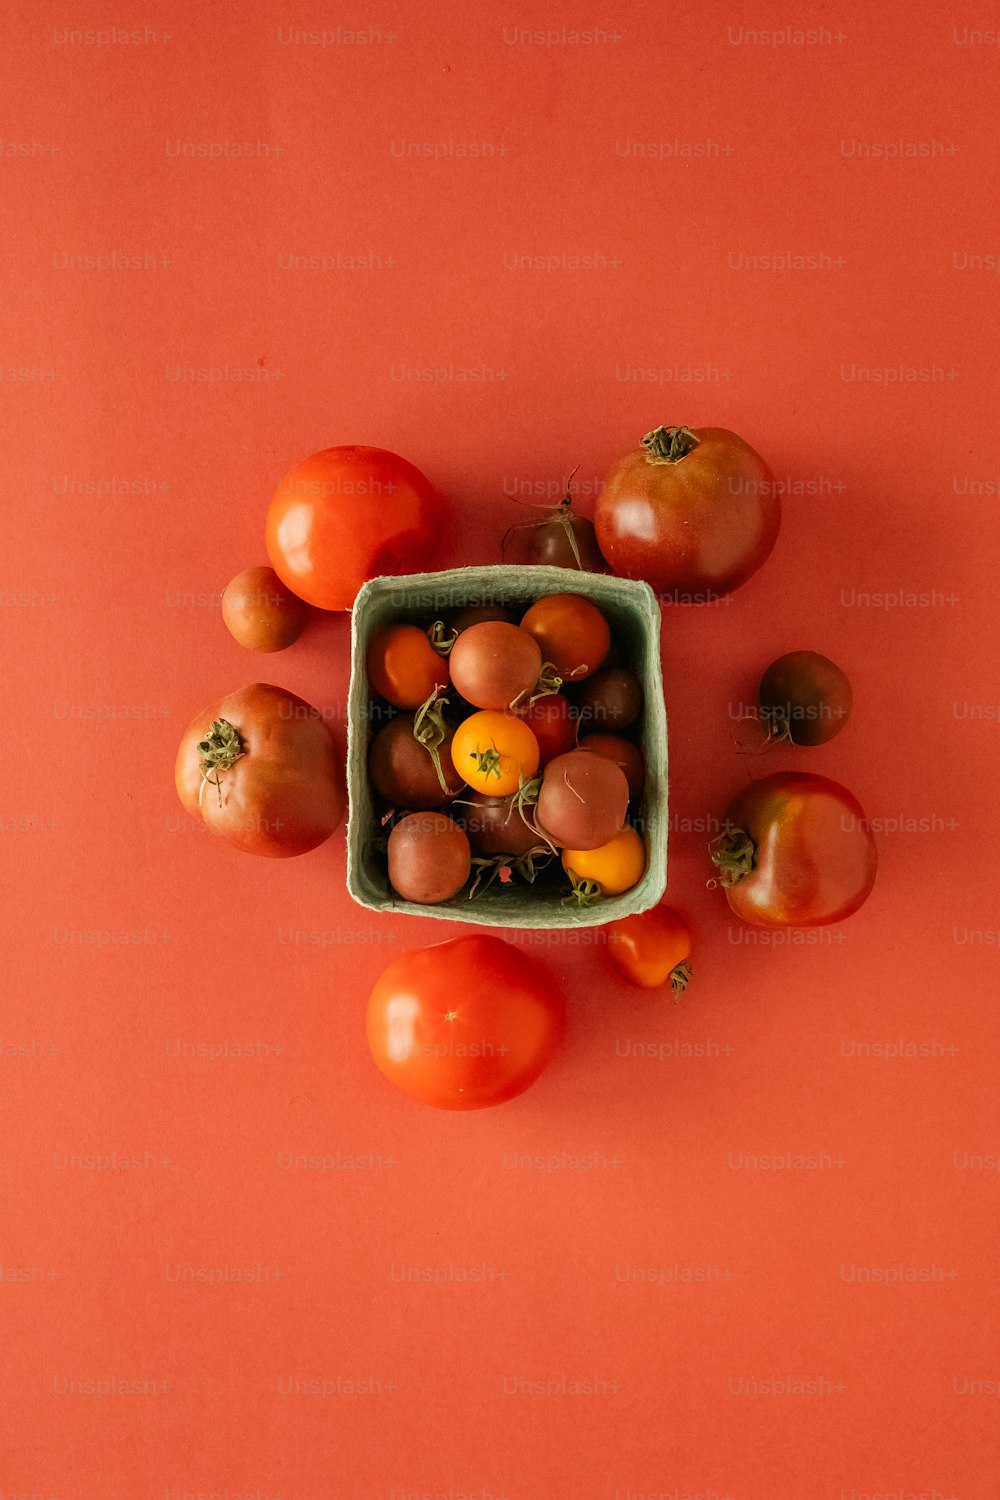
[{"xmin": 642, "ymin": 426, "xmax": 700, "ymax": 464}]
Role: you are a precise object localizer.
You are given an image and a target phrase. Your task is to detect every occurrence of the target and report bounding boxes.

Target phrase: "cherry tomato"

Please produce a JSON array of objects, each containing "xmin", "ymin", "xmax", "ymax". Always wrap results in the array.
[
  {"xmin": 367, "ymin": 624, "xmax": 449, "ymax": 709},
  {"xmin": 575, "ymin": 667, "xmax": 642, "ymax": 733},
  {"xmin": 606, "ymin": 905, "xmax": 692, "ymax": 993},
  {"xmin": 537, "ymin": 749, "xmax": 629, "ymax": 850},
  {"xmin": 265, "ymin": 445, "xmax": 439, "ymax": 610},
  {"xmin": 449, "ymin": 603, "xmax": 518, "ymax": 633},
  {"xmin": 710, "ymin": 772, "xmax": 877, "ymax": 926},
  {"xmin": 596, "ymin": 425, "xmax": 779, "ymax": 598},
  {"xmin": 174, "ymin": 684, "xmax": 345, "ymax": 857},
  {"xmin": 449, "ymin": 622, "xmax": 542, "ymax": 710},
  {"xmin": 502, "ymin": 492, "xmax": 607, "ymax": 571},
  {"xmin": 519, "ymin": 593, "xmax": 610, "ymax": 681},
  {"xmin": 450, "ymin": 711, "xmax": 540, "ymax": 796},
  {"xmin": 758, "ymin": 651, "xmax": 852, "ymax": 746},
  {"xmin": 561, "ymin": 826, "xmax": 645, "ymax": 896},
  {"xmin": 365, "ymin": 934, "xmax": 565, "ymax": 1110},
  {"xmin": 520, "ymin": 693, "xmax": 577, "ymax": 765},
  {"xmin": 221, "ymin": 566, "xmax": 309, "ymax": 652},
  {"xmin": 458, "ymin": 793, "xmax": 547, "ymax": 859},
  {"xmin": 368, "ymin": 713, "xmax": 464, "ymax": 809},
  {"xmin": 387, "ymin": 812, "xmax": 470, "ymax": 904},
  {"xmin": 579, "ymin": 734, "xmax": 645, "ymax": 801}
]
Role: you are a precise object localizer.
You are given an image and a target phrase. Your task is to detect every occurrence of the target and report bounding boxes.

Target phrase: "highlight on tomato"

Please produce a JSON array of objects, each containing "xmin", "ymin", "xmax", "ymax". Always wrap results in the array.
[
  {"xmin": 365, "ymin": 934, "xmax": 566, "ymax": 1110},
  {"xmin": 606, "ymin": 905, "xmax": 692, "ymax": 995},
  {"xmin": 175, "ymin": 683, "xmax": 345, "ymax": 857},
  {"xmin": 710, "ymin": 771, "xmax": 877, "ymax": 926},
  {"xmin": 265, "ymin": 444, "xmax": 440, "ymax": 610}
]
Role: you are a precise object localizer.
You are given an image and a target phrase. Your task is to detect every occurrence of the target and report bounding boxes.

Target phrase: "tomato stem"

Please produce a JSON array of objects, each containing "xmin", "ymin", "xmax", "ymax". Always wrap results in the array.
[
  {"xmin": 642, "ymin": 426, "xmax": 700, "ymax": 465},
  {"xmin": 412, "ymin": 686, "xmax": 452, "ymax": 793},
  {"xmin": 562, "ymin": 874, "xmax": 603, "ymax": 907},
  {"xmin": 427, "ymin": 620, "xmax": 458, "ymax": 657},
  {"xmin": 197, "ymin": 718, "xmax": 245, "ymax": 808},
  {"xmin": 670, "ymin": 961, "xmax": 693, "ymax": 998},
  {"xmin": 708, "ymin": 827, "xmax": 756, "ymax": 885}
]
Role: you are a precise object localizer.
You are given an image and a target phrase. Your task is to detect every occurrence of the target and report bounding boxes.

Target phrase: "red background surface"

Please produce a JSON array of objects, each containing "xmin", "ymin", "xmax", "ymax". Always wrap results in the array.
[{"xmin": 3, "ymin": 3, "xmax": 998, "ymax": 1497}]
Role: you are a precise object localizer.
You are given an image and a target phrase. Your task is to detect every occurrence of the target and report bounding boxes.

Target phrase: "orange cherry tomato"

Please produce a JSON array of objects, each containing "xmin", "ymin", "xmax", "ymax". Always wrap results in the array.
[
  {"xmin": 450, "ymin": 711, "xmax": 540, "ymax": 796},
  {"xmin": 519, "ymin": 593, "xmax": 611, "ymax": 681},
  {"xmin": 561, "ymin": 826, "xmax": 645, "ymax": 896},
  {"xmin": 367, "ymin": 624, "xmax": 449, "ymax": 708},
  {"xmin": 606, "ymin": 905, "xmax": 693, "ymax": 994}
]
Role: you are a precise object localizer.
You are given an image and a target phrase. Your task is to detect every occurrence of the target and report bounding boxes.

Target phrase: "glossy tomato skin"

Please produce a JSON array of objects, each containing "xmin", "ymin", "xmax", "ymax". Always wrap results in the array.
[
  {"xmin": 265, "ymin": 446, "xmax": 439, "ymax": 610},
  {"xmin": 606, "ymin": 905, "xmax": 692, "ymax": 990},
  {"xmin": 221, "ymin": 566, "xmax": 309, "ymax": 652},
  {"xmin": 717, "ymin": 772, "xmax": 877, "ymax": 926},
  {"xmin": 174, "ymin": 684, "xmax": 345, "ymax": 856},
  {"xmin": 366, "ymin": 935, "xmax": 565, "ymax": 1110},
  {"xmin": 596, "ymin": 426, "xmax": 779, "ymax": 598},
  {"xmin": 521, "ymin": 693, "xmax": 577, "ymax": 765}
]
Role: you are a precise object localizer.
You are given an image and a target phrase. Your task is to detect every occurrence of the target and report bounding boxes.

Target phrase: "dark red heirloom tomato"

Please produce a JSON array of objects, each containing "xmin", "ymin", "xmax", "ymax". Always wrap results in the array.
[
  {"xmin": 536, "ymin": 749, "xmax": 629, "ymax": 850},
  {"xmin": 596, "ymin": 425, "xmax": 780, "ymax": 598},
  {"xmin": 366, "ymin": 935, "xmax": 566, "ymax": 1110},
  {"xmin": 387, "ymin": 812, "xmax": 471, "ymax": 904},
  {"xmin": 175, "ymin": 683, "xmax": 345, "ymax": 857},
  {"xmin": 449, "ymin": 621, "xmax": 542, "ymax": 710},
  {"xmin": 710, "ymin": 772, "xmax": 877, "ymax": 927},
  {"xmin": 265, "ymin": 445, "xmax": 439, "ymax": 610},
  {"xmin": 758, "ymin": 651, "xmax": 853, "ymax": 746}
]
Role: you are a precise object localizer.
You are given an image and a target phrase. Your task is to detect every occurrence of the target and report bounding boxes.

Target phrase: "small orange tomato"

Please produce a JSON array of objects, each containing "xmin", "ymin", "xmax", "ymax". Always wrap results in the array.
[
  {"xmin": 561, "ymin": 825, "xmax": 645, "ymax": 896},
  {"xmin": 519, "ymin": 593, "xmax": 611, "ymax": 681},
  {"xmin": 367, "ymin": 624, "xmax": 449, "ymax": 709},
  {"xmin": 605, "ymin": 904, "xmax": 693, "ymax": 995},
  {"xmin": 450, "ymin": 711, "xmax": 540, "ymax": 796}
]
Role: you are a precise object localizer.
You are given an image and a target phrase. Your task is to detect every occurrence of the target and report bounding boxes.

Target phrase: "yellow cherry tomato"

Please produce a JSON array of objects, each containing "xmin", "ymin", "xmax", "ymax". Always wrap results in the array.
[
  {"xmin": 561, "ymin": 826, "xmax": 645, "ymax": 896},
  {"xmin": 450, "ymin": 711, "xmax": 540, "ymax": 796}
]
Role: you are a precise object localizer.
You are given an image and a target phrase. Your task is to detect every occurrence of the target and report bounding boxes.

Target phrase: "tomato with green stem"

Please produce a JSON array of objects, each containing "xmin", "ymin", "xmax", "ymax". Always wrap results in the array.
[
  {"xmin": 710, "ymin": 772, "xmax": 877, "ymax": 926},
  {"xmin": 606, "ymin": 905, "xmax": 692, "ymax": 994},
  {"xmin": 562, "ymin": 826, "xmax": 645, "ymax": 901},
  {"xmin": 450, "ymin": 711, "xmax": 540, "ymax": 796}
]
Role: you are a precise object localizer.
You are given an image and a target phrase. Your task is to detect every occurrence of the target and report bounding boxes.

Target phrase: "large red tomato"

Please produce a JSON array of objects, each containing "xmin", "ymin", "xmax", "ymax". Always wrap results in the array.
[
  {"xmin": 175, "ymin": 683, "xmax": 345, "ymax": 857},
  {"xmin": 596, "ymin": 425, "xmax": 780, "ymax": 598},
  {"xmin": 265, "ymin": 445, "xmax": 439, "ymax": 610},
  {"xmin": 366, "ymin": 935, "xmax": 565, "ymax": 1110},
  {"xmin": 710, "ymin": 772, "xmax": 877, "ymax": 926}
]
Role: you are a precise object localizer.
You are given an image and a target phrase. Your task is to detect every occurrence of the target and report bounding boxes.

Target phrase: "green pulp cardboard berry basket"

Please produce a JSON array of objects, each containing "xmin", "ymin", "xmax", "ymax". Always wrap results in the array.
[{"xmin": 346, "ymin": 564, "xmax": 668, "ymax": 928}]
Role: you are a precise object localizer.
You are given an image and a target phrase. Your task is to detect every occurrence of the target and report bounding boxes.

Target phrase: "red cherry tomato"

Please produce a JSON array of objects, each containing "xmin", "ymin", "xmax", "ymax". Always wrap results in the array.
[
  {"xmin": 596, "ymin": 425, "xmax": 779, "ymax": 598},
  {"xmin": 265, "ymin": 445, "xmax": 439, "ymax": 610},
  {"xmin": 520, "ymin": 693, "xmax": 577, "ymax": 765},
  {"xmin": 710, "ymin": 772, "xmax": 877, "ymax": 926},
  {"xmin": 365, "ymin": 935, "xmax": 565, "ymax": 1110},
  {"xmin": 174, "ymin": 684, "xmax": 345, "ymax": 857},
  {"xmin": 519, "ymin": 593, "xmax": 610, "ymax": 681},
  {"xmin": 606, "ymin": 905, "xmax": 693, "ymax": 993}
]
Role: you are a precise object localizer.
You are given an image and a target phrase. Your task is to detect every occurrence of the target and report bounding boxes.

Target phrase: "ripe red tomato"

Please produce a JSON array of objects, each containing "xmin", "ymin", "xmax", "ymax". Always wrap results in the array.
[
  {"xmin": 519, "ymin": 593, "xmax": 610, "ymax": 681},
  {"xmin": 596, "ymin": 425, "xmax": 780, "ymax": 598},
  {"xmin": 366, "ymin": 624, "xmax": 449, "ymax": 709},
  {"xmin": 606, "ymin": 905, "xmax": 692, "ymax": 993},
  {"xmin": 710, "ymin": 772, "xmax": 877, "ymax": 926},
  {"xmin": 221, "ymin": 565, "xmax": 309, "ymax": 652},
  {"xmin": 175, "ymin": 684, "xmax": 345, "ymax": 857},
  {"xmin": 366, "ymin": 935, "xmax": 565, "ymax": 1110},
  {"xmin": 265, "ymin": 445, "xmax": 439, "ymax": 610},
  {"xmin": 520, "ymin": 693, "xmax": 577, "ymax": 764}
]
